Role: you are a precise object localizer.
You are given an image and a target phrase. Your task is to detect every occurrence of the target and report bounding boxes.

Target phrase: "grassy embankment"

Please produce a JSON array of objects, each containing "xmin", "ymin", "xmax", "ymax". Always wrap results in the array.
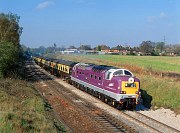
[
  {"xmin": 53, "ymin": 54, "xmax": 180, "ymax": 113},
  {"xmin": 0, "ymin": 78, "xmax": 66, "ymax": 132}
]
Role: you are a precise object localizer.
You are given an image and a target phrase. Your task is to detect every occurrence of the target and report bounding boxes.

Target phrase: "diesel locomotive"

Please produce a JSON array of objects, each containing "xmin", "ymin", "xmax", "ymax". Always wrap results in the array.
[{"xmin": 33, "ymin": 56, "xmax": 141, "ymax": 109}]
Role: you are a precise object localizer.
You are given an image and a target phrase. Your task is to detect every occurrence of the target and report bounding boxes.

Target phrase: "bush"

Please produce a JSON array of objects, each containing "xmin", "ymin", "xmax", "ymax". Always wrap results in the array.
[{"xmin": 0, "ymin": 42, "xmax": 18, "ymax": 78}]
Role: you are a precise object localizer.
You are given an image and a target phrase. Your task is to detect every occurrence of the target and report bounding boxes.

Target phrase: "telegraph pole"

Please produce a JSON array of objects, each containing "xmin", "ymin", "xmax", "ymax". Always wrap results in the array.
[{"xmin": 163, "ymin": 36, "xmax": 166, "ymax": 45}]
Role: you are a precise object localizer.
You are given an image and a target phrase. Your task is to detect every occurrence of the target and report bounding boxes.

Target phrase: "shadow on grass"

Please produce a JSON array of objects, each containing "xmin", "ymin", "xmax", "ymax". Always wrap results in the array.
[{"xmin": 140, "ymin": 89, "xmax": 153, "ymax": 109}]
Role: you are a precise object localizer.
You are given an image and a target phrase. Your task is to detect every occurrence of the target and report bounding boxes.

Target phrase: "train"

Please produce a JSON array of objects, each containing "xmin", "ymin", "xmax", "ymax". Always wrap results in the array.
[{"xmin": 33, "ymin": 56, "xmax": 141, "ymax": 109}]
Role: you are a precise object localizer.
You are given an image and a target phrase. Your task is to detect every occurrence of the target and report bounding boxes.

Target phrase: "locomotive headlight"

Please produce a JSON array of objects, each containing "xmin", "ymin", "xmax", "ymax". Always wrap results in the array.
[
  {"xmin": 135, "ymin": 91, "xmax": 139, "ymax": 94},
  {"xmin": 120, "ymin": 91, "xmax": 126, "ymax": 94},
  {"xmin": 128, "ymin": 77, "xmax": 134, "ymax": 83}
]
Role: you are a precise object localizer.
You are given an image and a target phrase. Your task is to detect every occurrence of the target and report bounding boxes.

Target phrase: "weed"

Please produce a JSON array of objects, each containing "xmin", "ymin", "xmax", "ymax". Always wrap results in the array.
[
  {"xmin": 0, "ymin": 78, "xmax": 59, "ymax": 132},
  {"xmin": 54, "ymin": 120, "xmax": 66, "ymax": 133},
  {"xmin": 44, "ymin": 101, "xmax": 53, "ymax": 111}
]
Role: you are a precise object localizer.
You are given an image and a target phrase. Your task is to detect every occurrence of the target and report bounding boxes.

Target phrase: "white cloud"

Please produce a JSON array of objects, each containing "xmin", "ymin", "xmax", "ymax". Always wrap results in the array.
[
  {"xmin": 159, "ymin": 12, "xmax": 167, "ymax": 18},
  {"xmin": 147, "ymin": 12, "xmax": 167, "ymax": 23},
  {"xmin": 36, "ymin": 1, "xmax": 55, "ymax": 10}
]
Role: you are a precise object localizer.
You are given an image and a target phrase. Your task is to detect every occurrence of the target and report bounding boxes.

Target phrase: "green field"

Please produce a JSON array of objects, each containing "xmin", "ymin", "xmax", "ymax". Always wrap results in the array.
[
  {"xmin": 54, "ymin": 54, "xmax": 180, "ymax": 114},
  {"xmin": 78, "ymin": 55, "xmax": 180, "ymax": 73}
]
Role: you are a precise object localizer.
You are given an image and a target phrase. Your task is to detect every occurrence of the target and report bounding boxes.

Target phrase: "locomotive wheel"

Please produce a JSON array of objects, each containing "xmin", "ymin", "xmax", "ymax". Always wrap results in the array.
[
  {"xmin": 115, "ymin": 103, "xmax": 123, "ymax": 110},
  {"xmin": 100, "ymin": 95, "xmax": 105, "ymax": 102}
]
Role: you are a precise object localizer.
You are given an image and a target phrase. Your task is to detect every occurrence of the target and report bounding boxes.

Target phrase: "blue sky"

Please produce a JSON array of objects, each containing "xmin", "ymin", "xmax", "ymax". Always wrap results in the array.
[{"xmin": 0, "ymin": 0, "xmax": 180, "ymax": 48}]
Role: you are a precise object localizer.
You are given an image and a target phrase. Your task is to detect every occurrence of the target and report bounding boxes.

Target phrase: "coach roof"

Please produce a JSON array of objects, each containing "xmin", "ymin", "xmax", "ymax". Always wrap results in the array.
[{"xmin": 55, "ymin": 59, "xmax": 78, "ymax": 66}]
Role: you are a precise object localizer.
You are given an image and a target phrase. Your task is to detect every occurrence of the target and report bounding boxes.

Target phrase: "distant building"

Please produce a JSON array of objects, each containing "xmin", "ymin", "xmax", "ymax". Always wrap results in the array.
[
  {"xmin": 79, "ymin": 50, "xmax": 98, "ymax": 55},
  {"xmin": 61, "ymin": 48, "xmax": 79, "ymax": 54}
]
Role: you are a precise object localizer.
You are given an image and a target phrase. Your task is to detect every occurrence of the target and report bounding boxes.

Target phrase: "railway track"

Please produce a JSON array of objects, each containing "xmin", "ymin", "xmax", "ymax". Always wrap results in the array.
[
  {"xmin": 123, "ymin": 111, "xmax": 180, "ymax": 133},
  {"xmin": 25, "ymin": 60, "xmax": 180, "ymax": 133},
  {"xmin": 45, "ymin": 79, "xmax": 136, "ymax": 133}
]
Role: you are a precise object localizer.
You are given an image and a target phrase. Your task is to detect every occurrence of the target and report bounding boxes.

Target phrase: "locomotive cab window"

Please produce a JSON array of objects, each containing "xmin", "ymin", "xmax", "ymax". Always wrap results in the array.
[
  {"xmin": 113, "ymin": 70, "xmax": 123, "ymax": 76},
  {"xmin": 124, "ymin": 70, "xmax": 132, "ymax": 76},
  {"xmin": 125, "ymin": 83, "xmax": 136, "ymax": 87},
  {"xmin": 106, "ymin": 72, "xmax": 112, "ymax": 80}
]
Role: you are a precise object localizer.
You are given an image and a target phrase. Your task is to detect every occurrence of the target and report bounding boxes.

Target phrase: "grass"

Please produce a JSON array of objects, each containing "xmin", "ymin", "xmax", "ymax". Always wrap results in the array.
[
  {"xmin": 139, "ymin": 74, "xmax": 180, "ymax": 113},
  {"xmin": 53, "ymin": 54, "xmax": 180, "ymax": 114},
  {"xmin": 55, "ymin": 54, "xmax": 180, "ymax": 74},
  {"xmin": 0, "ymin": 78, "xmax": 66, "ymax": 132},
  {"xmin": 86, "ymin": 55, "xmax": 180, "ymax": 73}
]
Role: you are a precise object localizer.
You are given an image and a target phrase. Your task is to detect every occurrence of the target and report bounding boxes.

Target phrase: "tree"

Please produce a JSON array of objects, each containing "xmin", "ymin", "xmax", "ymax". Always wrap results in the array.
[
  {"xmin": 78, "ymin": 45, "xmax": 92, "ymax": 50},
  {"xmin": 140, "ymin": 41, "xmax": 154, "ymax": 55},
  {"xmin": 0, "ymin": 12, "xmax": 22, "ymax": 77},
  {"xmin": 156, "ymin": 42, "xmax": 165, "ymax": 53},
  {"xmin": 0, "ymin": 42, "xmax": 18, "ymax": 77},
  {"xmin": 96, "ymin": 45, "xmax": 101, "ymax": 51},
  {"xmin": 96, "ymin": 44, "xmax": 110, "ymax": 51},
  {"xmin": 173, "ymin": 45, "xmax": 180, "ymax": 55},
  {"xmin": 0, "ymin": 13, "xmax": 23, "ymax": 47},
  {"xmin": 45, "ymin": 46, "xmax": 54, "ymax": 54},
  {"xmin": 111, "ymin": 45, "xmax": 125, "ymax": 51},
  {"xmin": 100, "ymin": 44, "xmax": 110, "ymax": 50},
  {"xmin": 68, "ymin": 45, "xmax": 76, "ymax": 49}
]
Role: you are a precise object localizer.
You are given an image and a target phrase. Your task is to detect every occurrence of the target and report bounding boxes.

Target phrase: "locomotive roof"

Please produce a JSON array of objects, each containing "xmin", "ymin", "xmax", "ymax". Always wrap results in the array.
[
  {"xmin": 92, "ymin": 65, "xmax": 117, "ymax": 71},
  {"xmin": 75, "ymin": 63, "xmax": 118, "ymax": 72},
  {"xmin": 75, "ymin": 63, "xmax": 95, "ymax": 68}
]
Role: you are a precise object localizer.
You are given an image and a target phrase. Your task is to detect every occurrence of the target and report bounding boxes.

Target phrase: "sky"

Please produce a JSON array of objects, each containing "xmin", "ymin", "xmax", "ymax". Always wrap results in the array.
[{"xmin": 0, "ymin": 0, "xmax": 180, "ymax": 48}]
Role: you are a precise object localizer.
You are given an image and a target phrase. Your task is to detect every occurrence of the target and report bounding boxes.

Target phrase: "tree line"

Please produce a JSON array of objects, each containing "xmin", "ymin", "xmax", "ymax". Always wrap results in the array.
[
  {"xmin": 0, "ymin": 12, "xmax": 22, "ymax": 78},
  {"xmin": 26, "ymin": 41, "xmax": 180, "ymax": 56}
]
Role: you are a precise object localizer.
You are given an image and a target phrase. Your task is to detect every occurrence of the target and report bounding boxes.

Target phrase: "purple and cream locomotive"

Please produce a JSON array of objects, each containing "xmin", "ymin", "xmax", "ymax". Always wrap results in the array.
[
  {"xmin": 33, "ymin": 56, "xmax": 141, "ymax": 109},
  {"xmin": 71, "ymin": 63, "xmax": 140, "ymax": 109}
]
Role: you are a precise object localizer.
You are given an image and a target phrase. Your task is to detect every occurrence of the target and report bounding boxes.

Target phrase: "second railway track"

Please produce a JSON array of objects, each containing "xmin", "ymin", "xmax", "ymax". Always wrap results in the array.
[{"xmin": 123, "ymin": 111, "xmax": 180, "ymax": 133}]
